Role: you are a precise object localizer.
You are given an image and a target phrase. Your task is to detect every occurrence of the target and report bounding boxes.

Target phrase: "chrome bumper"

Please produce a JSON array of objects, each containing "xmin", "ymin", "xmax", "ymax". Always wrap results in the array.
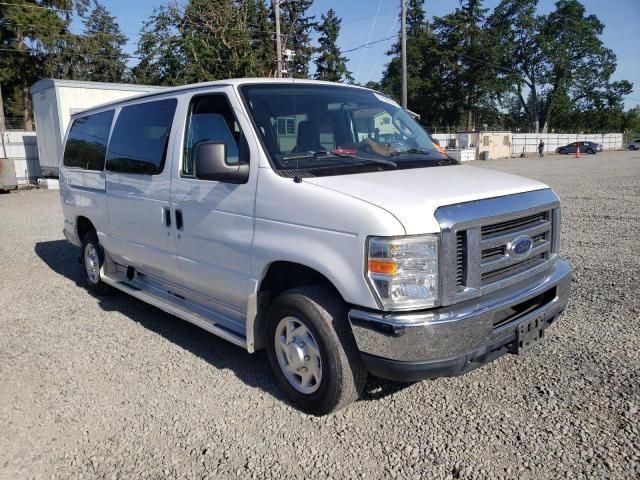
[{"xmin": 349, "ymin": 259, "xmax": 572, "ymax": 379}]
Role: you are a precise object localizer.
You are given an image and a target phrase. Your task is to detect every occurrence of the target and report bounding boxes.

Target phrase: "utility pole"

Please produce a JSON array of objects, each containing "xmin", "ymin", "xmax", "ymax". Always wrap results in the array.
[
  {"xmin": 401, "ymin": 0, "xmax": 407, "ymax": 109},
  {"xmin": 274, "ymin": 0, "xmax": 283, "ymax": 78},
  {"xmin": 0, "ymin": 83, "xmax": 6, "ymax": 132}
]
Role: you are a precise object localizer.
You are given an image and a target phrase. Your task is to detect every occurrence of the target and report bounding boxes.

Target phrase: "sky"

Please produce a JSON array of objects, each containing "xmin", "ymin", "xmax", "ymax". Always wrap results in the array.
[{"xmin": 70, "ymin": 0, "xmax": 639, "ymax": 109}]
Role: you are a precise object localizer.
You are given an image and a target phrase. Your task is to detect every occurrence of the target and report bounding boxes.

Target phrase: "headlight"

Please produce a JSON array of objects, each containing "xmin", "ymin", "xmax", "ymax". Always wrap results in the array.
[{"xmin": 366, "ymin": 235, "xmax": 438, "ymax": 310}]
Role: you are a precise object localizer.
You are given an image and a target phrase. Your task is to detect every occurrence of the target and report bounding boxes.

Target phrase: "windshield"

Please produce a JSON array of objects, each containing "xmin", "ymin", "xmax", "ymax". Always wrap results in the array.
[{"xmin": 239, "ymin": 84, "xmax": 455, "ymax": 175}]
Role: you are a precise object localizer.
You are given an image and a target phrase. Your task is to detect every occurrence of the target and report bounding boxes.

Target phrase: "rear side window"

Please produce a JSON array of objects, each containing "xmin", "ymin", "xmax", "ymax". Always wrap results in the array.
[
  {"xmin": 106, "ymin": 99, "xmax": 177, "ymax": 174},
  {"xmin": 63, "ymin": 110, "xmax": 114, "ymax": 170}
]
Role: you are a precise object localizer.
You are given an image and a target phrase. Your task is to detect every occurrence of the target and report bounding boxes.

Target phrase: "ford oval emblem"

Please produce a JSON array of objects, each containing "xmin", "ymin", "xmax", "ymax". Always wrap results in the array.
[{"xmin": 507, "ymin": 235, "xmax": 533, "ymax": 258}]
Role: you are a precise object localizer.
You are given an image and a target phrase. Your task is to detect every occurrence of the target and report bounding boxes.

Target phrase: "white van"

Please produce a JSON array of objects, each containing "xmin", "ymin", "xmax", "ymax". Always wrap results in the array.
[{"xmin": 59, "ymin": 79, "xmax": 572, "ymax": 414}]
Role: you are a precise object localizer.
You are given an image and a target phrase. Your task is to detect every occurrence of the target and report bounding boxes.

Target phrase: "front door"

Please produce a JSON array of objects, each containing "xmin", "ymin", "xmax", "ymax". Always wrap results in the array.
[
  {"xmin": 103, "ymin": 97, "xmax": 180, "ymax": 281},
  {"xmin": 170, "ymin": 90, "xmax": 258, "ymax": 333}
]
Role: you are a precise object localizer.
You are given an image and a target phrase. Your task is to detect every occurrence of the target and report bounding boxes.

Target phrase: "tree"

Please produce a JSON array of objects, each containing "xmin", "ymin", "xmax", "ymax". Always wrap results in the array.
[
  {"xmin": 432, "ymin": 0, "xmax": 502, "ymax": 131},
  {"xmin": 279, "ymin": 0, "xmax": 315, "ymax": 78},
  {"xmin": 0, "ymin": 0, "xmax": 90, "ymax": 130},
  {"xmin": 623, "ymin": 107, "xmax": 640, "ymax": 135},
  {"xmin": 132, "ymin": 0, "xmax": 276, "ymax": 86},
  {"xmin": 380, "ymin": 0, "xmax": 505, "ymax": 130},
  {"xmin": 132, "ymin": 4, "xmax": 185, "ymax": 85},
  {"xmin": 314, "ymin": 9, "xmax": 352, "ymax": 83},
  {"xmin": 489, "ymin": 0, "xmax": 632, "ymax": 132},
  {"xmin": 74, "ymin": 4, "xmax": 128, "ymax": 82},
  {"xmin": 244, "ymin": 0, "xmax": 276, "ymax": 77}
]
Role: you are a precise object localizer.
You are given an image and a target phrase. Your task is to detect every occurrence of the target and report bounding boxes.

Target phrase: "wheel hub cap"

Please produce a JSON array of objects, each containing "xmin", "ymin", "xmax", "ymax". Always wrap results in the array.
[
  {"xmin": 274, "ymin": 316, "xmax": 322, "ymax": 394},
  {"xmin": 84, "ymin": 244, "xmax": 100, "ymax": 285}
]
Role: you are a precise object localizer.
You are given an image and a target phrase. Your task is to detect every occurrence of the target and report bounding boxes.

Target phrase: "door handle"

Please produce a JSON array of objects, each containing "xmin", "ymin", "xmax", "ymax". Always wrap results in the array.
[
  {"xmin": 175, "ymin": 209, "xmax": 183, "ymax": 230},
  {"xmin": 163, "ymin": 207, "xmax": 171, "ymax": 227}
]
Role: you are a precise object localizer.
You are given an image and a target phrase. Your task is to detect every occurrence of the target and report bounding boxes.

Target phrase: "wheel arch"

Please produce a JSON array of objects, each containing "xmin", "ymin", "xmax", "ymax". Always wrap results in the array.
[
  {"xmin": 248, "ymin": 260, "xmax": 346, "ymax": 353},
  {"xmin": 76, "ymin": 216, "xmax": 96, "ymax": 242}
]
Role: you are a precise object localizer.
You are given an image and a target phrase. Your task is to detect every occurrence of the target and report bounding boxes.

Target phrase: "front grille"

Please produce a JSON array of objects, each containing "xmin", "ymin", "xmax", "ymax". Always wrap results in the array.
[
  {"xmin": 481, "ymin": 253, "xmax": 546, "ymax": 284},
  {"xmin": 479, "ymin": 210, "xmax": 552, "ymax": 287},
  {"xmin": 436, "ymin": 190, "xmax": 560, "ymax": 306},
  {"xmin": 481, "ymin": 212, "xmax": 547, "ymax": 237},
  {"xmin": 454, "ymin": 209, "xmax": 554, "ymax": 290}
]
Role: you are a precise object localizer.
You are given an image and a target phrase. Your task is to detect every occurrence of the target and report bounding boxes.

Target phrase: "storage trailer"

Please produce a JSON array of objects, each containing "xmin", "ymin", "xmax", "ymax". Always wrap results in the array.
[{"xmin": 30, "ymin": 79, "xmax": 164, "ymax": 177}]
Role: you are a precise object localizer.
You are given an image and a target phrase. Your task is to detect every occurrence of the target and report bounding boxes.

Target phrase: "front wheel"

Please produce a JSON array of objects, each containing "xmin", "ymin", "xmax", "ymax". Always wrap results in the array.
[
  {"xmin": 266, "ymin": 286, "xmax": 366, "ymax": 415},
  {"xmin": 559, "ymin": 149, "xmax": 566, "ymax": 155},
  {"xmin": 630, "ymin": 145, "xmax": 637, "ymax": 151}
]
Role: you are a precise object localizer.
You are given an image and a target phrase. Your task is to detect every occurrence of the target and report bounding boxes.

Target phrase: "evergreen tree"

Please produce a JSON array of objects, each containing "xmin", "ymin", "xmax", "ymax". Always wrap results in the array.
[
  {"xmin": 75, "ymin": 4, "xmax": 128, "ymax": 82},
  {"xmin": 243, "ymin": 0, "xmax": 276, "ymax": 77},
  {"xmin": 381, "ymin": 0, "xmax": 455, "ymax": 128},
  {"xmin": 133, "ymin": 0, "xmax": 275, "ymax": 85},
  {"xmin": 279, "ymin": 0, "xmax": 315, "ymax": 78},
  {"xmin": 314, "ymin": 9, "xmax": 352, "ymax": 83},
  {"xmin": 433, "ymin": 0, "xmax": 500, "ymax": 130},
  {"xmin": 0, "ymin": 0, "xmax": 90, "ymax": 130},
  {"xmin": 132, "ymin": 4, "xmax": 185, "ymax": 86}
]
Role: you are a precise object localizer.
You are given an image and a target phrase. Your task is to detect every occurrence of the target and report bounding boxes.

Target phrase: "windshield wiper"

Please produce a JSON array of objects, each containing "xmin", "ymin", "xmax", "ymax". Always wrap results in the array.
[
  {"xmin": 390, "ymin": 148, "xmax": 435, "ymax": 156},
  {"xmin": 282, "ymin": 150, "xmax": 398, "ymax": 168},
  {"xmin": 281, "ymin": 151, "xmax": 331, "ymax": 162},
  {"xmin": 390, "ymin": 147, "xmax": 457, "ymax": 163}
]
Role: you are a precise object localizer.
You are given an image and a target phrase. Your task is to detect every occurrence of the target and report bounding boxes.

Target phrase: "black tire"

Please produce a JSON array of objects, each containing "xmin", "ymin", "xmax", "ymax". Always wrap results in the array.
[
  {"xmin": 265, "ymin": 285, "xmax": 366, "ymax": 415},
  {"xmin": 586, "ymin": 148, "xmax": 594, "ymax": 154},
  {"xmin": 81, "ymin": 230, "xmax": 112, "ymax": 295},
  {"xmin": 559, "ymin": 149, "xmax": 566, "ymax": 155},
  {"xmin": 629, "ymin": 145, "xmax": 637, "ymax": 151}
]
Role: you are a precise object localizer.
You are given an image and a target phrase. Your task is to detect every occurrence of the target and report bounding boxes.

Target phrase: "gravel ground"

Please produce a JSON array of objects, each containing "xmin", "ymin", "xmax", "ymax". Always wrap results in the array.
[{"xmin": 1, "ymin": 151, "xmax": 639, "ymax": 480}]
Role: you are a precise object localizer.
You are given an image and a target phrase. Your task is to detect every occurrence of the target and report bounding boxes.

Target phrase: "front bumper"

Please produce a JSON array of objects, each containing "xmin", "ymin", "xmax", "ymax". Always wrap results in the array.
[{"xmin": 349, "ymin": 259, "xmax": 572, "ymax": 381}]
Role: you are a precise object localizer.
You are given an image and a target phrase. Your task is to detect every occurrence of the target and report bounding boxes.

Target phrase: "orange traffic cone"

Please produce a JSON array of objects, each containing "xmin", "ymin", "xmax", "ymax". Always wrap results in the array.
[{"xmin": 575, "ymin": 146, "xmax": 581, "ymax": 158}]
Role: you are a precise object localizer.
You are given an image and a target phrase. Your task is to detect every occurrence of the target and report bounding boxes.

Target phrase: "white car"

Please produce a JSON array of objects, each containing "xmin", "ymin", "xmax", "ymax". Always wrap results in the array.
[
  {"xmin": 59, "ymin": 79, "xmax": 572, "ymax": 414},
  {"xmin": 628, "ymin": 138, "xmax": 640, "ymax": 150}
]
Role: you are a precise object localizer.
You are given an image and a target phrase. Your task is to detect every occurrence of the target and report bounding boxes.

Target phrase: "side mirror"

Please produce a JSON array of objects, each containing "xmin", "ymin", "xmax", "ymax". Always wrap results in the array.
[{"xmin": 194, "ymin": 142, "xmax": 249, "ymax": 184}]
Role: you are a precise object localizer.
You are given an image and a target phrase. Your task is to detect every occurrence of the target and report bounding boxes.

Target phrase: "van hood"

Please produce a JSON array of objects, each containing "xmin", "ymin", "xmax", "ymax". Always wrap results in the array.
[{"xmin": 304, "ymin": 165, "xmax": 549, "ymax": 234}]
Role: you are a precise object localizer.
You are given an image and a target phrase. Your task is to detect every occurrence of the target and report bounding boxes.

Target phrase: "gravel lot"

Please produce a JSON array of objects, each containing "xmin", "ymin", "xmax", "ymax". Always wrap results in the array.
[{"xmin": 1, "ymin": 151, "xmax": 639, "ymax": 480}]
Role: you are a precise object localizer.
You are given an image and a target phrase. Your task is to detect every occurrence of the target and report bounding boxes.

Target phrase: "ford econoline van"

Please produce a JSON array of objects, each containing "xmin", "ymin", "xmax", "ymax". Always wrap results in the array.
[{"xmin": 59, "ymin": 79, "xmax": 571, "ymax": 414}]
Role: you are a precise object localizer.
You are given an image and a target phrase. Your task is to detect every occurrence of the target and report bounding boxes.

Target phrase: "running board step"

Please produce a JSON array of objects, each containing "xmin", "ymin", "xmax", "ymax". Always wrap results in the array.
[{"xmin": 101, "ymin": 273, "xmax": 247, "ymax": 350}]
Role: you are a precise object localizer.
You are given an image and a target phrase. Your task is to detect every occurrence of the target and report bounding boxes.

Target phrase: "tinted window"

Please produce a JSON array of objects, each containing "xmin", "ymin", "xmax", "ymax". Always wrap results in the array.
[
  {"xmin": 63, "ymin": 110, "xmax": 114, "ymax": 170},
  {"xmin": 183, "ymin": 95, "xmax": 241, "ymax": 176},
  {"xmin": 106, "ymin": 99, "xmax": 177, "ymax": 174}
]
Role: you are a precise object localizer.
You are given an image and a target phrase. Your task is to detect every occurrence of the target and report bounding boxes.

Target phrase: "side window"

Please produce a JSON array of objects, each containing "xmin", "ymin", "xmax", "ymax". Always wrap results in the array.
[
  {"xmin": 106, "ymin": 98, "xmax": 177, "ymax": 175},
  {"xmin": 183, "ymin": 95, "xmax": 241, "ymax": 176},
  {"xmin": 63, "ymin": 110, "xmax": 114, "ymax": 170}
]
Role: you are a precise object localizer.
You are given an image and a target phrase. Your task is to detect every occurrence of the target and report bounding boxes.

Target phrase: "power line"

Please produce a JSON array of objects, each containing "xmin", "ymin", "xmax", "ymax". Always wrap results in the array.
[
  {"xmin": 354, "ymin": 0, "xmax": 383, "ymax": 82},
  {"xmin": 0, "ymin": 1, "xmax": 72, "ymax": 13},
  {"xmin": 366, "ymin": 15, "xmax": 398, "ymax": 83},
  {"xmin": 3, "ymin": 20, "xmax": 141, "ymax": 37},
  {"xmin": 341, "ymin": 7, "xmax": 397, "ymax": 27}
]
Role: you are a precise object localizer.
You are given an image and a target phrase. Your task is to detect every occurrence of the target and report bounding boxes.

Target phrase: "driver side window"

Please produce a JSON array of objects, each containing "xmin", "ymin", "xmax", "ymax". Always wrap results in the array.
[{"xmin": 182, "ymin": 94, "xmax": 240, "ymax": 177}]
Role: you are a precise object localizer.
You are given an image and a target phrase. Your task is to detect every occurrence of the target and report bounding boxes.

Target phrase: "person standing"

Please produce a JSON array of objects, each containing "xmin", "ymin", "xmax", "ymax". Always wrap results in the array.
[{"xmin": 538, "ymin": 139, "xmax": 545, "ymax": 158}]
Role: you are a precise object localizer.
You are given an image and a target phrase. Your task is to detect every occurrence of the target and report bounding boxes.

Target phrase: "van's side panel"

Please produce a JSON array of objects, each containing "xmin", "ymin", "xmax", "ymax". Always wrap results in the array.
[
  {"xmin": 59, "ymin": 110, "xmax": 112, "ymax": 248},
  {"xmin": 251, "ymin": 167, "xmax": 406, "ymax": 310},
  {"xmin": 60, "ymin": 169, "xmax": 109, "ymax": 246}
]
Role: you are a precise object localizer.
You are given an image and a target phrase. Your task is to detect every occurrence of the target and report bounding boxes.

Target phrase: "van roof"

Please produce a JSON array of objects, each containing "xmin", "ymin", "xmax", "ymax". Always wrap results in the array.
[{"xmin": 70, "ymin": 78, "xmax": 376, "ymax": 118}]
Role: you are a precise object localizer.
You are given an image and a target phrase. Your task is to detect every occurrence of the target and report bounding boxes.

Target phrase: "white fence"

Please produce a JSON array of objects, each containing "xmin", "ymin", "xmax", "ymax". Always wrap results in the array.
[
  {"xmin": 511, "ymin": 133, "xmax": 624, "ymax": 156},
  {"xmin": 1, "ymin": 131, "xmax": 40, "ymax": 185}
]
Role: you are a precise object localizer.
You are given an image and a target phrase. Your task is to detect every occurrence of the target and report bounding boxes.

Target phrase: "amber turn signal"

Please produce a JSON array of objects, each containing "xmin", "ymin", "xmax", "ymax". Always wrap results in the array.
[{"xmin": 368, "ymin": 259, "xmax": 397, "ymax": 276}]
